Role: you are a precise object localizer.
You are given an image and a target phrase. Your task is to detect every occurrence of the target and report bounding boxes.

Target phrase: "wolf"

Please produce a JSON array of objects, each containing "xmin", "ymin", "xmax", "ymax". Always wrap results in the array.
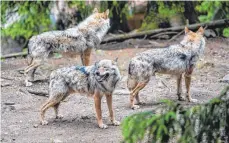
[
  {"xmin": 127, "ymin": 27, "xmax": 206, "ymax": 109},
  {"xmin": 40, "ymin": 59, "xmax": 121, "ymax": 129},
  {"xmin": 24, "ymin": 8, "xmax": 110, "ymax": 87}
]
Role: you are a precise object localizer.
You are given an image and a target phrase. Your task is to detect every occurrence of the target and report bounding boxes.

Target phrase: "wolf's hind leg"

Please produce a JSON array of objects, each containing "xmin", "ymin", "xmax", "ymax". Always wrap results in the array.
[
  {"xmin": 24, "ymin": 59, "xmax": 42, "ymax": 86},
  {"xmin": 40, "ymin": 94, "xmax": 64, "ymax": 125},
  {"xmin": 26, "ymin": 67, "xmax": 38, "ymax": 82},
  {"xmin": 127, "ymin": 77, "xmax": 139, "ymax": 109},
  {"xmin": 80, "ymin": 48, "xmax": 92, "ymax": 66},
  {"xmin": 54, "ymin": 103, "xmax": 63, "ymax": 119},
  {"xmin": 130, "ymin": 81, "xmax": 148, "ymax": 110},
  {"xmin": 135, "ymin": 92, "xmax": 144, "ymax": 105}
]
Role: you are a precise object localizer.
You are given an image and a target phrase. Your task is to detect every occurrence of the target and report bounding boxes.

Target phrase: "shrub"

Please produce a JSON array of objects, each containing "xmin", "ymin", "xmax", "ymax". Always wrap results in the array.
[{"xmin": 122, "ymin": 86, "xmax": 229, "ymax": 143}]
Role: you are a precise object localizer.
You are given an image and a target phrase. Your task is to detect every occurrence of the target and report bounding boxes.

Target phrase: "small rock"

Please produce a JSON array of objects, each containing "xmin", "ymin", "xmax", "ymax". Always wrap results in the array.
[
  {"xmin": 4, "ymin": 102, "xmax": 15, "ymax": 105},
  {"xmin": 113, "ymin": 89, "xmax": 130, "ymax": 95},
  {"xmin": 1, "ymin": 83, "xmax": 12, "ymax": 87},
  {"xmin": 33, "ymin": 124, "xmax": 38, "ymax": 128},
  {"xmin": 5, "ymin": 105, "xmax": 16, "ymax": 111},
  {"xmin": 204, "ymin": 29, "xmax": 216, "ymax": 38},
  {"xmin": 53, "ymin": 139, "xmax": 62, "ymax": 143},
  {"xmin": 81, "ymin": 116, "xmax": 90, "ymax": 120},
  {"xmin": 121, "ymin": 76, "xmax": 128, "ymax": 82},
  {"xmin": 220, "ymin": 74, "xmax": 229, "ymax": 83}
]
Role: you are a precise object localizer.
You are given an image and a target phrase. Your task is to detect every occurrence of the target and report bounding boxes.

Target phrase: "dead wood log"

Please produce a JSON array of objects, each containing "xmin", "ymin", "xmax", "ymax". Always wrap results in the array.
[
  {"xmin": 150, "ymin": 31, "xmax": 178, "ymax": 39},
  {"xmin": 1, "ymin": 76, "xmax": 14, "ymax": 80},
  {"xmin": 101, "ymin": 19, "xmax": 229, "ymax": 44},
  {"xmin": 27, "ymin": 89, "xmax": 48, "ymax": 97},
  {"xmin": 168, "ymin": 30, "xmax": 184, "ymax": 42},
  {"xmin": 1, "ymin": 52, "xmax": 28, "ymax": 59}
]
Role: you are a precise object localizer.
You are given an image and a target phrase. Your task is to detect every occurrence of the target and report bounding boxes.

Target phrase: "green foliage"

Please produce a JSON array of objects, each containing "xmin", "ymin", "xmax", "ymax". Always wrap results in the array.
[
  {"xmin": 195, "ymin": 1, "xmax": 229, "ymax": 22},
  {"xmin": 122, "ymin": 86, "xmax": 229, "ymax": 143},
  {"xmin": 157, "ymin": 2, "xmax": 184, "ymax": 19},
  {"xmin": 223, "ymin": 27, "xmax": 229, "ymax": 38},
  {"xmin": 195, "ymin": 1, "xmax": 229, "ymax": 37},
  {"xmin": 1, "ymin": 1, "xmax": 52, "ymax": 40},
  {"xmin": 139, "ymin": 11, "xmax": 161, "ymax": 31},
  {"xmin": 68, "ymin": 1, "xmax": 93, "ymax": 20},
  {"xmin": 140, "ymin": 2, "xmax": 185, "ymax": 31}
]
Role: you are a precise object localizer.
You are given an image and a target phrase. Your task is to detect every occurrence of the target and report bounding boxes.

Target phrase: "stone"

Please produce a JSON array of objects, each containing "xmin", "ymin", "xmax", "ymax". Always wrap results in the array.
[{"xmin": 220, "ymin": 74, "xmax": 229, "ymax": 83}]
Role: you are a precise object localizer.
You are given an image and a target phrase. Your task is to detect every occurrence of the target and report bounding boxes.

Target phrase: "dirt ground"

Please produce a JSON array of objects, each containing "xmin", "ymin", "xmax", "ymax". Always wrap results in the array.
[{"xmin": 1, "ymin": 37, "xmax": 229, "ymax": 143}]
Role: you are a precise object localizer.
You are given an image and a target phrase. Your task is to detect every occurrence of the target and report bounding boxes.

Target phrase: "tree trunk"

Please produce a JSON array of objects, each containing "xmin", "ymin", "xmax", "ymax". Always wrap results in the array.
[
  {"xmin": 183, "ymin": 1, "xmax": 199, "ymax": 24},
  {"xmin": 108, "ymin": 1, "xmax": 130, "ymax": 33}
]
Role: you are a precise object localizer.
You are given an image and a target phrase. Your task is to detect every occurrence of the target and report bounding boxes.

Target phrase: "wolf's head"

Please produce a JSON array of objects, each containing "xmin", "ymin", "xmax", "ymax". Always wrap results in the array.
[
  {"xmin": 93, "ymin": 8, "xmax": 109, "ymax": 20},
  {"xmin": 77, "ymin": 8, "xmax": 109, "ymax": 31},
  {"xmin": 180, "ymin": 27, "xmax": 205, "ymax": 47},
  {"xmin": 89, "ymin": 8, "xmax": 110, "ymax": 29},
  {"xmin": 93, "ymin": 59, "xmax": 121, "ymax": 92}
]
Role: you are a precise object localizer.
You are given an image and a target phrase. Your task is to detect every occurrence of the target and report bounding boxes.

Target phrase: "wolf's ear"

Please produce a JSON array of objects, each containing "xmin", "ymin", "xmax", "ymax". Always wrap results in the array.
[
  {"xmin": 105, "ymin": 9, "xmax": 109, "ymax": 16},
  {"xmin": 185, "ymin": 26, "xmax": 189, "ymax": 34},
  {"xmin": 112, "ymin": 58, "xmax": 118, "ymax": 65},
  {"xmin": 93, "ymin": 8, "xmax": 99, "ymax": 13},
  {"xmin": 197, "ymin": 26, "xmax": 204, "ymax": 35}
]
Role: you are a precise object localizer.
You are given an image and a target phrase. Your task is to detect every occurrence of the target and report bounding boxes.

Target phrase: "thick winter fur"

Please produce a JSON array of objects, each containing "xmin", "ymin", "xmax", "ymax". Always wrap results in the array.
[
  {"xmin": 24, "ymin": 8, "xmax": 110, "ymax": 87},
  {"xmin": 127, "ymin": 27, "xmax": 206, "ymax": 109},
  {"xmin": 40, "ymin": 59, "xmax": 121, "ymax": 129}
]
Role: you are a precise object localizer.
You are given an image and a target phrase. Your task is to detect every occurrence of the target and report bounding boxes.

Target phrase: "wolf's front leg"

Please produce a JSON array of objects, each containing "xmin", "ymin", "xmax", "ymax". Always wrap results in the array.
[
  {"xmin": 184, "ymin": 73, "xmax": 197, "ymax": 102},
  {"xmin": 177, "ymin": 74, "xmax": 185, "ymax": 101},
  {"xmin": 105, "ymin": 94, "xmax": 120, "ymax": 126},
  {"xmin": 94, "ymin": 91, "xmax": 107, "ymax": 129}
]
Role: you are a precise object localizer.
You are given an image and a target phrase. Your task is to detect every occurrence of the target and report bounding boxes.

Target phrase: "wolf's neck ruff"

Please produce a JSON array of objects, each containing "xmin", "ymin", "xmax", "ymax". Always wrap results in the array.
[{"xmin": 86, "ymin": 64, "xmax": 120, "ymax": 94}]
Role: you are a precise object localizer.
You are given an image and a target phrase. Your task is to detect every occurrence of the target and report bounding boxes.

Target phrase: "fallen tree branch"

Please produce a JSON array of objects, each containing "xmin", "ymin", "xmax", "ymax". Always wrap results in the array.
[
  {"xmin": 27, "ymin": 89, "xmax": 48, "ymax": 97},
  {"xmin": 1, "ymin": 83, "xmax": 12, "ymax": 87},
  {"xmin": 150, "ymin": 31, "xmax": 178, "ymax": 39},
  {"xmin": 168, "ymin": 30, "xmax": 184, "ymax": 42},
  {"xmin": 101, "ymin": 19, "xmax": 229, "ymax": 44},
  {"xmin": 1, "ymin": 52, "xmax": 28, "ymax": 59},
  {"xmin": 1, "ymin": 76, "xmax": 14, "ymax": 80}
]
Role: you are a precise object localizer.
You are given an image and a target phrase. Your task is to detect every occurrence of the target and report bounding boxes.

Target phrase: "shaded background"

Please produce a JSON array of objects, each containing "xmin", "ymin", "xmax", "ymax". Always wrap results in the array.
[{"xmin": 1, "ymin": 1, "xmax": 229, "ymax": 56}]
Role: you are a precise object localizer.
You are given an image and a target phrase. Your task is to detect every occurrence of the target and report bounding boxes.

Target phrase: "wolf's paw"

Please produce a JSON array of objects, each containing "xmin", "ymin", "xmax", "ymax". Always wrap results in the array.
[
  {"xmin": 178, "ymin": 96, "xmax": 185, "ymax": 101},
  {"xmin": 136, "ymin": 101, "xmax": 145, "ymax": 105},
  {"xmin": 112, "ymin": 120, "xmax": 120, "ymax": 126},
  {"xmin": 56, "ymin": 114, "xmax": 64, "ymax": 119},
  {"xmin": 25, "ymin": 81, "xmax": 33, "ymax": 87},
  {"xmin": 189, "ymin": 98, "xmax": 198, "ymax": 103},
  {"xmin": 40, "ymin": 120, "xmax": 48, "ymax": 125},
  {"xmin": 131, "ymin": 105, "xmax": 140, "ymax": 110},
  {"xmin": 99, "ymin": 124, "xmax": 108, "ymax": 129}
]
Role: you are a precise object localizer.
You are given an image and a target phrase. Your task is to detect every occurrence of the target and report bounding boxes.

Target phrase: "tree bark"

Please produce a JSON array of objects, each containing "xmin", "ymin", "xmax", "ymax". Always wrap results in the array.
[
  {"xmin": 183, "ymin": 1, "xmax": 199, "ymax": 24},
  {"xmin": 108, "ymin": 1, "xmax": 130, "ymax": 33}
]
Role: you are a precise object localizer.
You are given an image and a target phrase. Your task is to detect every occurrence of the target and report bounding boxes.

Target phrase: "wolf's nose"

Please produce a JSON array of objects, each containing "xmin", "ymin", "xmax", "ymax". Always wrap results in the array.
[{"xmin": 95, "ymin": 71, "xmax": 100, "ymax": 76}]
